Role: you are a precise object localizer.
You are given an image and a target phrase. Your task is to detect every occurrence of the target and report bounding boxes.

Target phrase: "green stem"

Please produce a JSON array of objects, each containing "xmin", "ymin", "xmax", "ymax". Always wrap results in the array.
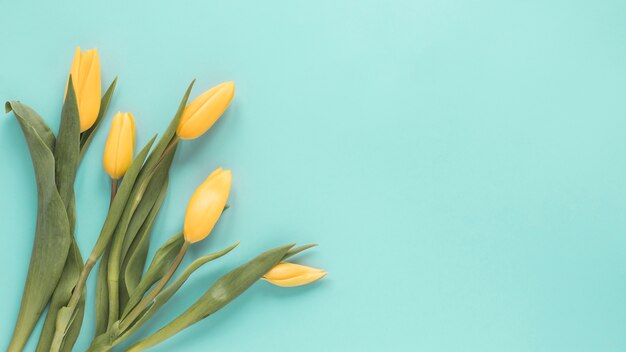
[
  {"xmin": 119, "ymin": 241, "xmax": 190, "ymax": 332},
  {"xmin": 110, "ymin": 178, "xmax": 118, "ymax": 208},
  {"xmin": 158, "ymin": 136, "xmax": 179, "ymax": 165}
]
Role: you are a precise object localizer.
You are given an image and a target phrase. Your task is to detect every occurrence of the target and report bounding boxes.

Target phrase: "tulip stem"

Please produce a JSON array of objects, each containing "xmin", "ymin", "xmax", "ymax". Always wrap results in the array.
[
  {"xmin": 119, "ymin": 241, "xmax": 190, "ymax": 332},
  {"xmin": 158, "ymin": 136, "xmax": 179, "ymax": 165},
  {"xmin": 110, "ymin": 178, "xmax": 119, "ymax": 208}
]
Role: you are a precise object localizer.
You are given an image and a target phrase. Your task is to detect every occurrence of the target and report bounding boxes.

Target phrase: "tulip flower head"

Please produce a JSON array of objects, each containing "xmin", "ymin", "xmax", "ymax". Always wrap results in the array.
[
  {"xmin": 103, "ymin": 112, "xmax": 136, "ymax": 179},
  {"xmin": 183, "ymin": 168, "xmax": 232, "ymax": 243},
  {"xmin": 176, "ymin": 81, "xmax": 235, "ymax": 140},
  {"xmin": 263, "ymin": 262, "xmax": 327, "ymax": 287},
  {"xmin": 66, "ymin": 47, "xmax": 102, "ymax": 132}
]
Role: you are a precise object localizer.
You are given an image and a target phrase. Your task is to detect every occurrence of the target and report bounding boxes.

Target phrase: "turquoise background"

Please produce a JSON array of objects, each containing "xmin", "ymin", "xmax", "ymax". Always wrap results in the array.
[{"xmin": 2, "ymin": 0, "xmax": 626, "ymax": 351}]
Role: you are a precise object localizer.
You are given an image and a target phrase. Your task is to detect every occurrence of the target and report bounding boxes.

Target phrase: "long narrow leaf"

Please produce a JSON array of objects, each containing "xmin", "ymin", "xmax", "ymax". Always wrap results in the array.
[
  {"xmin": 94, "ymin": 245, "xmax": 111, "ymax": 336},
  {"xmin": 122, "ymin": 177, "xmax": 170, "ymax": 298},
  {"xmin": 122, "ymin": 232, "xmax": 184, "ymax": 317},
  {"xmin": 118, "ymin": 176, "xmax": 170, "ymax": 311},
  {"xmin": 54, "ymin": 76, "xmax": 80, "ymax": 209},
  {"xmin": 116, "ymin": 242, "xmax": 240, "ymax": 341},
  {"xmin": 126, "ymin": 244, "xmax": 295, "ymax": 352},
  {"xmin": 120, "ymin": 147, "xmax": 176, "ymax": 267},
  {"xmin": 88, "ymin": 242, "xmax": 240, "ymax": 352},
  {"xmin": 140, "ymin": 80, "xmax": 194, "ymax": 174},
  {"xmin": 37, "ymin": 80, "xmax": 84, "ymax": 351},
  {"xmin": 283, "ymin": 244, "xmax": 318, "ymax": 260}
]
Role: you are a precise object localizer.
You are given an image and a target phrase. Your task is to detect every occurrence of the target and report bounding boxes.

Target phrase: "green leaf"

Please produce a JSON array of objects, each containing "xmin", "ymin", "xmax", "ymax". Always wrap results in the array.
[
  {"xmin": 283, "ymin": 244, "xmax": 318, "ymax": 260},
  {"xmin": 126, "ymin": 244, "xmax": 295, "ymax": 352},
  {"xmin": 5, "ymin": 101, "xmax": 55, "ymax": 150},
  {"xmin": 120, "ymin": 146, "xmax": 177, "ymax": 272},
  {"xmin": 38, "ymin": 81, "xmax": 83, "ymax": 351},
  {"xmin": 6, "ymin": 102, "xmax": 71, "ymax": 352},
  {"xmin": 118, "ymin": 146, "xmax": 177, "ymax": 310},
  {"xmin": 118, "ymin": 175, "xmax": 170, "ymax": 311},
  {"xmin": 122, "ymin": 232, "xmax": 184, "ymax": 318},
  {"xmin": 94, "ymin": 245, "xmax": 111, "ymax": 336},
  {"xmin": 80, "ymin": 78, "xmax": 117, "ymax": 160},
  {"xmin": 140, "ymin": 80, "xmax": 194, "ymax": 174},
  {"xmin": 122, "ymin": 176, "xmax": 170, "ymax": 297},
  {"xmin": 54, "ymin": 76, "xmax": 81, "ymax": 209}
]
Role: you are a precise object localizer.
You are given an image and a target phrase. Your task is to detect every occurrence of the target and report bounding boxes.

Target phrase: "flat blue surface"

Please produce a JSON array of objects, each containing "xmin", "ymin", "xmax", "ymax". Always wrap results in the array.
[{"xmin": 2, "ymin": 0, "xmax": 626, "ymax": 351}]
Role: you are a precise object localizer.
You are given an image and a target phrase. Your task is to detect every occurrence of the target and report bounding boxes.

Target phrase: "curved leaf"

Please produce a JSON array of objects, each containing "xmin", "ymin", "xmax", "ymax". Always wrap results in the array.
[
  {"xmin": 54, "ymin": 76, "xmax": 80, "ymax": 209},
  {"xmin": 122, "ymin": 177, "xmax": 170, "ymax": 295},
  {"xmin": 122, "ymin": 232, "xmax": 184, "ymax": 318},
  {"xmin": 120, "ymin": 146, "xmax": 176, "ymax": 269},
  {"xmin": 94, "ymin": 245, "xmax": 111, "ymax": 336},
  {"xmin": 6, "ymin": 103, "xmax": 71, "ymax": 352},
  {"xmin": 5, "ymin": 101, "xmax": 55, "ymax": 149}
]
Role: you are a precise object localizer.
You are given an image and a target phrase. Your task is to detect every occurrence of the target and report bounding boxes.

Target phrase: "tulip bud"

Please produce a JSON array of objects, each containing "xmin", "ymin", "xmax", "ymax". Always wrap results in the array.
[
  {"xmin": 183, "ymin": 168, "xmax": 232, "ymax": 243},
  {"xmin": 176, "ymin": 81, "xmax": 235, "ymax": 140},
  {"xmin": 65, "ymin": 47, "xmax": 102, "ymax": 132},
  {"xmin": 263, "ymin": 262, "xmax": 327, "ymax": 287},
  {"xmin": 103, "ymin": 112, "xmax": 136, "ymax": 179}
]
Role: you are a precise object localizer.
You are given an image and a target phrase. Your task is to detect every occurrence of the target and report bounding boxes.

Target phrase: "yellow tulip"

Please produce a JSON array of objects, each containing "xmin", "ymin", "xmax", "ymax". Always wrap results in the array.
[
  {"xmin": 183, "ymin": 168, "xmax": 232, "ymax": 243},
  {"xmin": 263, "ymin": 262, "xmax": 327, "ymax": 287},
  {"xmin": 103, "ymin": 112, "xmax": 136, "ymax": 179},
  {"xmin": 65, "ymin": 47, "xmax": 102, "ymax": 132},
  {"xmin": 176, "ymin": 81, "xmax": 235, "ymax": 140}
]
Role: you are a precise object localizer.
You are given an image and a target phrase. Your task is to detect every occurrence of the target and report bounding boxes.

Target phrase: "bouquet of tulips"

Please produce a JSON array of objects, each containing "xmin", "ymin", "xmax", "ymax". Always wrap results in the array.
[{"xmin": 6, "ymin": 48, "xmax": 326, "ymax": 352}]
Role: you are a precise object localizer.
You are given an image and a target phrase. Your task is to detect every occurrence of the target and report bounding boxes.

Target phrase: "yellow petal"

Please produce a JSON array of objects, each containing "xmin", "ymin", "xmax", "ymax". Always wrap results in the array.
[
  {"xmin": 64, "ymin": 47, "xmax": 82, "ymax": 99},
  {"xmin": 64, "ymin": 47, "xmax": 102, "ymax": 132},
  {"xmin": 176, "ymin": 81, "xmax": 235, "ymax": 140},
  {"xmin": 263, "ymin": 262, "xmax": 327, "ymax": 287},
  {"xmin": 103, "ymin": 112, "xmax": 136, "ymax": 179},
  {"xmin": 183, "ymin": 168, "xmax": 232, "ymax": 243},
  {"xmin": 77, "ymin": 48, "xmax": 101, "ymax": 132}
]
